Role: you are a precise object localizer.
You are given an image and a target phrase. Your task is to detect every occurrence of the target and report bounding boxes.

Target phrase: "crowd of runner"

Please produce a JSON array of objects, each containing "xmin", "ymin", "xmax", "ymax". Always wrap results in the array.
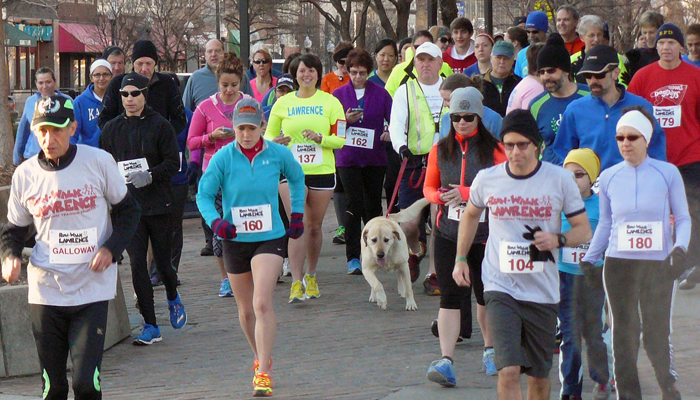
[{"xmin": 2, "ymin": 5, "xmax": 699, "ymax": 399}]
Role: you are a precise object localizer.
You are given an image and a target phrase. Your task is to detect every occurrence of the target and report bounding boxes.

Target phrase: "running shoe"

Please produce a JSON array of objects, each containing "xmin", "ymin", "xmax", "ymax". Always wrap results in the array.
[
  {"xmin": 483, "ymin": 348, "xmax": 497, "ymax": 376},
  {"xmin": 168, "ymin": 293, "xmax": 187, "ymax": 329},
  {"xmin": 289, "ymin": 280, "xmax": 305, "ymax": 303},
  {"xmin": 409, "ymin": 242, "xmax": 426, "ymax": 283},
  {"xmin": 200, "ymin": 242, "xmax": 214, "ymax": 256},
  {"xmin": 592, "ymin": 382, "xmax": 611, "ymax": 400},
  {"xmin": 347, "ymin": 258, "xmax": 362, "ymax": 275},
  {"xmin": 679, "ymin": 267, "xmax": 698, "ymax": 290},
  {"xmin": 219, "ymin": 277, "xmax": 233, "ymax": 297},
  {"xmin": 332, "ymin": 226, "xmax": 346, "ymax": 244},
  {"xmin": 661, "ymin": 383, "xmax": 681, "ymax": 400},
  {"xmin": 282, "ymin": 258, "xmax": 291, "ymax": 276},
  {"xmin": 253, "ymin": 371, "xmax": 273, "ymax": 397},
  {"xmin": 150, "ymin": 272, "xmax": 162, "ymax": 287},
  {"xmin": 426, "ymin": 358, "xmax": 456, "ymax": 387},
  {"xmin": 303, "ymin": 273, "xmax": 320, "ymax": 299},
  {"xmin": 423, "ymin": 273, "xmax": 440, "ymax": 295},
  {"xmin": 133, "ymin": 323, "xmax": 162, "ymax": 345},
  {"xmin": 251, "ymin": 358, "xmax": 274, "ymax": 383}
]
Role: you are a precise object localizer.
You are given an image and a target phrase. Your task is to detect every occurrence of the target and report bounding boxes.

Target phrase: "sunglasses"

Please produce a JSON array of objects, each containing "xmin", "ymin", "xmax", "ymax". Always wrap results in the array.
[
  {"xmin": 337, "ymin": 59, "xmax": 347, "ymax": 66},
  {"xmin": 537, "ymin": 67, "xmax": 558, "ymax": 76},
  {"xmin": 253, "ymin": 59, "xmax": 271, "ymax": 65},
  {"xmin": 503, "ymin": 141, "xmax": 532, "ymax": 151},
  {"xmin": 573, "ymin": 171, "xmax": 588, "ymax": 179},
  {"xmin": 119, "ymin": 88, "xmax": 145, "ymax": 98},
  {"xmin": 615, "ymin": 134, "xmax": 642, "ymax": 142},
  {"xmin": 450, "ymin": 114, "xmax": 477, "ymax": 123},
  {"xmin": 439, "ymin": 37, "xmax": 453, "ymax": 44},
  {"xmin": 582, "ymin": 69, "xmax": 612, "ymax": 80}
]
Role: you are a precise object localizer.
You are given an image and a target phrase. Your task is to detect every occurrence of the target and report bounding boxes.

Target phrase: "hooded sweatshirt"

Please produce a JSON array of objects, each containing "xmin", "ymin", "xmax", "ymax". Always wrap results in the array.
[{"xmin": 71, "ymin": 84, "xmax": 104, "ymax": 148}]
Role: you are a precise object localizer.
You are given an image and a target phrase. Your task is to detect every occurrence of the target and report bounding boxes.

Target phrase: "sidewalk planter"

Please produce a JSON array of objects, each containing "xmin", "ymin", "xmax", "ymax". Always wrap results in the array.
[{"xmin": 0, "ymin": 272, "xmax": 132, "ymax": 377}]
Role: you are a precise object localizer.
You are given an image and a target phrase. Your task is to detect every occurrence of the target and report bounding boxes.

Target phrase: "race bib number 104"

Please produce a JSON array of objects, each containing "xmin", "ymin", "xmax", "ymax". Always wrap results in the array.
[{"xmin": 499, "ymin": 242, "xmax": 545, "ymax": 274}]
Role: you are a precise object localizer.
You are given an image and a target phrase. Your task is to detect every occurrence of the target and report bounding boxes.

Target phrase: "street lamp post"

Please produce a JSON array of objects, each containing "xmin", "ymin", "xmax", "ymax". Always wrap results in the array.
[{"xmin": 304, "ymin": 36, "xmax": 312, "ymax": 53}]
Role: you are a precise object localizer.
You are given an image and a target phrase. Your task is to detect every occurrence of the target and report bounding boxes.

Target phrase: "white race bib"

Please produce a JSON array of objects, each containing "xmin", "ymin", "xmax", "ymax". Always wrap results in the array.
[
  {"xmin": 49, "ymin": 228, "xmax": 98, "ymax": 264},
  {"xmin": 561, "ymin": 243, "xmax": 589, "ymax": 264},
  {"xmin": 291, "ymin": 143, "xmax": 323, "ymax": 165},
  {"xmin": 447, "ymin": 202, "xmax": 486, "ymax": 222},
  {"xmin": 654, "ymin": 105, "xmax": 681, "ymax": 128},
  {"xmin": 499, "ymin": 241, "xmax": 545, "ymax": 274},
  {"xmin": 618, "ymin": 221, "xmax": 663, "ymax": 251},
  {"xmin": 231, "ymin": 204, "xmax": 272, "ymax": 233},
  {"xmin": 117, "ymin": 158, "xmax": 149, "ymax": 183},
  {"xmin": 345, "ymin": 127, "xmax": 375, "ymax": 149}
]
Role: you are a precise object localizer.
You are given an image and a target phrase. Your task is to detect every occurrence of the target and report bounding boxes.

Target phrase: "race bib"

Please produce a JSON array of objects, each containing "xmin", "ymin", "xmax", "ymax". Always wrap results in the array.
[
  {"xmin": 447, "ymin": 203, "xmax": 486, "ymax": 222},
  {"xmin": 618, "ymin": 221, "xmax": 663, "ymax": 251},
  {"xmin": 561, "ymin": 243, "xmax": 589, "ymax": 264},
  {"xmin": 291, "ymin": 143, "xmax": 323, "ymax": 165},
  {"xmin": 117, "ymin": 158, "xmax": 149, "ymax": 183},
  {"xmin": 346, "ymin": 127, "xmax": 375, "ymax": 149},
  {"xmin": 654, "ymin": 105, "xmax": 681, "ymax": 128},
  {"xmin": 499, "ymin": 242, "xmax": 545, "ymax": 274},
  {"xmin": 49, "ymin": 228, "xmax": 98, "ymax": 264},
  {"xmin": 231, "ymin": 204, "xmax": 272, "ymax": 233}
]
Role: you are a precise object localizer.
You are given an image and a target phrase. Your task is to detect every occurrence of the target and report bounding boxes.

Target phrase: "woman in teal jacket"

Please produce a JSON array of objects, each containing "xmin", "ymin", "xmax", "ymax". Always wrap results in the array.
[{"xmin": 196, "ymin": 99, "xmax": 305, "ymax": 398}]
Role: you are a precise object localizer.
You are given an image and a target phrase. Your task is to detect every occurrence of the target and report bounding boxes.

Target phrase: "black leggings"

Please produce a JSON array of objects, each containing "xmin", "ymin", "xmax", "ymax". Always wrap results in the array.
[
  {"xmin": 31, "ymin": 301, "xmax": 109, "ymax": 400},
  {"xmin": 170, "ymin": 184, "xmax": 188, "ymax": 272},
  {"xmin": 128, "ymin": 214, "xmax": 178, "ymax": 327}
]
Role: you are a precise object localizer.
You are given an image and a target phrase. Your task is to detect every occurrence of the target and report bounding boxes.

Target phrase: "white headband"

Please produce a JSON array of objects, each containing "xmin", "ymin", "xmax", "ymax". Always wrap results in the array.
[
  {"xmin": 90, "ymin": 59, "xmax": 113, "ymax": 75},
  {"xmin": 616, "ymin": 110, "xmax": 653, "ymax": 145}
]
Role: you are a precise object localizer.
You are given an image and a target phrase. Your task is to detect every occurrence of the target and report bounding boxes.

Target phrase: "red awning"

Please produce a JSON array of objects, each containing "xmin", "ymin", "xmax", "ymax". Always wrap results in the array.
[{"xmin": 58, "ymin": 23, "xmax": 104, "ymax": 53}]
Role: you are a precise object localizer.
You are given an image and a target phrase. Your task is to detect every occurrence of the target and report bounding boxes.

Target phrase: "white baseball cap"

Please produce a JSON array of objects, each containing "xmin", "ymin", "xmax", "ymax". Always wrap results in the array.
[{"xmin": 414, "ymin": 42, "xmax": 442, "ymax": 58}]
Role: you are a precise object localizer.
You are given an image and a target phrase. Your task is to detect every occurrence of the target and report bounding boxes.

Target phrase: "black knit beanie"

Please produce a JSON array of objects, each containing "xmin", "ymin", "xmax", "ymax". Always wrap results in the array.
[
  {"xmin": 132, "ymin": 40, "xmax": 159, "ymax": 63},
  {"xmin": 121, "ymin": 73, "xmax": 150, "ymax": 90},
  {"xmin": 500, "ymin": 109, "xmax": 542, "ymax": 145},
  {"xmin": 537, "ymin": 33, "xmax": 571, "ymax": 73}
]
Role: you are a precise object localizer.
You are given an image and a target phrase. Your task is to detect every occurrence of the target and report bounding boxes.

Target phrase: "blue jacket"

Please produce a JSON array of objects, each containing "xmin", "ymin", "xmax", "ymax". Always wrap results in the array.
[
  {"xmin": 552, "ymin": 85, "xmax": 666, "ymax": 171},
  {"xmin": 439, "ymin": 106, "xmax": 502, "ymax": 141},
  {"xmin": 173, "ymin": 108, "xmax": 193, "ymax": 186},
  {"xmin": 197, "ymin": 139, "xmax": 305, "ymax": 242},
  {"xmin": 71, "ymin": 84, "xmax": 103, "ymax": 148},
  {"xmin": 558, "ymin": 193, "xmax": 602, "ymax": 275},
  {"xmin": 14, "ymin": 91, "xmax": 71, "ymax": 164}
]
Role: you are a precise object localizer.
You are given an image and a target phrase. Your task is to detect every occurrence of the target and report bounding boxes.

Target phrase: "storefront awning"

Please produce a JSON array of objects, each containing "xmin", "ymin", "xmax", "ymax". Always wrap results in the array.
[
  {"xmin": 58, "ymin": 23, "xmax": 104, "ymax": 53},
  {"xmin": 4, "ymin": 23, "xmax": 37, "ymax": 47}
]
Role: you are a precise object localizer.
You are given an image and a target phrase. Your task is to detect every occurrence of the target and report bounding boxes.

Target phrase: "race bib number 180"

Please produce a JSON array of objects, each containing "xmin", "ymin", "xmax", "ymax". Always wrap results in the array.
[
  {"xmin": 231, "ymin": 204, "xmax": 273, "ymax": 233},
  {"xmin": 291, "ymin": 143, "xmax": 323, "ymax": 165},
  {"xmin": 499, "ymin": 242, "xmax": 545, "ymax": 274},
  {"xmin": 618, "ymin": 221, "xmax": 663, "ymax": 251}
]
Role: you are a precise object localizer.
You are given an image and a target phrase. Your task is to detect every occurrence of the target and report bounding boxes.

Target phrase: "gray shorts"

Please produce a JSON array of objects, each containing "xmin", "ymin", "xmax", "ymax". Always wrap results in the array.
[{"xmin": 485, "ymin": 291, "xmax": 558, "ymax": 378}]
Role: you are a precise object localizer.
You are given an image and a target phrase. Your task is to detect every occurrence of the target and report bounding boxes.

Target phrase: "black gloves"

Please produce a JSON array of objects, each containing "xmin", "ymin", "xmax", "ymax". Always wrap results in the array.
[
  {"xmin": 398, "ymin": 145, "xmax": 412, "ymax": 161},
  {"xmin": 660, "ymin": 247, "xmax": 689, "ymax": 282},
  {"xmin": 522, "ymin": 225, "xmax": 555, "ymax": 263},
  {"xmin": 580, "ymin": 261, "xmax": 604, "ymax": 291}
]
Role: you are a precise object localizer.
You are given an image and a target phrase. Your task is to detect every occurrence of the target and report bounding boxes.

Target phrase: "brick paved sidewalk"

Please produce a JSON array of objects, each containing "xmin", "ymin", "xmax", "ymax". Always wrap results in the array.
[{"xmin": 1, "ymin": 205, "xmax": 699, "ymax": 400}]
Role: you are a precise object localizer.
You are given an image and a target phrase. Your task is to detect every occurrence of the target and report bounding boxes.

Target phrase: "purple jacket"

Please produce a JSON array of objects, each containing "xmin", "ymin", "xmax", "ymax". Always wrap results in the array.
[{"xmin": 332, "ymin": 80, "xmax": 392, "ymax": 167}]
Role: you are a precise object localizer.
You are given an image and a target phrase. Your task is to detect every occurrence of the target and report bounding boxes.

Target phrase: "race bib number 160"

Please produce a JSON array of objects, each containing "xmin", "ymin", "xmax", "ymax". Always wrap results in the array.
[{"xmin": 231, "ymin": 204, "xmax": 272, "ymax": 233}]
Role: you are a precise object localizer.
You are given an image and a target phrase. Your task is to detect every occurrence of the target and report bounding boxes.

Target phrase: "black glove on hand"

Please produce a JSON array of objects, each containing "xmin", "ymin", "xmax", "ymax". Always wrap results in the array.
[
  {"xmin": 398, "ymin": 145, "xmax": 412, "ymax": 161},
  {"xmin": 580, "ymin": 261, "xmax": 604, "ymax": 291},
  {"xmin": 661, "ymin": 247, "xmax": 688, "ymax": 282},
  {"xmin": 522, "ymin": 225, "xmax": 555, "ymax": 263}
]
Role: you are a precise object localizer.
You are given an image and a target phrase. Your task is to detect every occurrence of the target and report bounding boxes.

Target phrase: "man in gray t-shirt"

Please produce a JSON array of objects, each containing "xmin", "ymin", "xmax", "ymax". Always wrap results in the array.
[{"xmin": 453, "ymin": 109, "xmax": 591, "ymax": 399}]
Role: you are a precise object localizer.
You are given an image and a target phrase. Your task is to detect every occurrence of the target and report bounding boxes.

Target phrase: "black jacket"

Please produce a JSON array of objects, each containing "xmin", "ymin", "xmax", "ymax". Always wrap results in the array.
[
  {"xmin": 98, "ymin": 72, "xmax": 187, "ymax": 134},
  {"xmin": 480, "ymin": 72, "xmax": 521, "ymax": 117},
  {"xmin": 620, "ymin": 47, "xmax": 660, "ymax": 87},
  {"xmin": 99, "ymin": 106, "xmax": 180, "ymax": 216}
]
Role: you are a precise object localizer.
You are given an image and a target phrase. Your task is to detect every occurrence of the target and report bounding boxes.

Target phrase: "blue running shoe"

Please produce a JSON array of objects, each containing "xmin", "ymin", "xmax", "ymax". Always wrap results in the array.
[
  {"xmin": 219, "ymin": 277, "xmax": 233, "ymax": 297},
  {"xmin": 483, "ymin": 348, "xmax": 497, "ymax": 376},
  {"xmin": 168, "ymin": 293, "xmax": 187, "ymax": 329},
  {"xmin": 133, "ymin": 323, "xmax": 162, "ymax": 345},
  {"xmin": 426, "ymin": 358, "xmax": 456, "ymax": 387},
  {"xmin": 347, "ymin": 258, "xmax": 362, "ymax": 275}
]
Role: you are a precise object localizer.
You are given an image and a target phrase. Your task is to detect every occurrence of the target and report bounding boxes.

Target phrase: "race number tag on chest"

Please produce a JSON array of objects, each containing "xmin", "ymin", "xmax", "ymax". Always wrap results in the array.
[
  {"xmin": 117, "ymin": 158, "xmax": 149, "ymax": 183},
  {"xmin": 49, "ymin": 228, "xmax": 98, "ymax": 264},
  {"xmin": 618, "ymin": 222, "xmax": 663, "ymax": 251},
  {"xmin": 561, "ymin": 243, "xmax": 589, "ymax": 264},
  {"xmin": 231, "ymin": 204, "xmax": 272, "ymax": 233},
  {"xmin": 345, "ymin": 127, "xmax": 375, "ymax": 149},
  {"xmin": 654, "ymin": 106, "xmax": 681, "ymax": 128},
  {"xmin": 499, "ymin": 242, "xmax": 545, "ymax": 274},
  {"xmin": 291, "ymin": 144, "xmax": 323, "ymax": 165},
  {"xmin": 447, "ymin": 202, "xmax": 486, "ymax": 222}
]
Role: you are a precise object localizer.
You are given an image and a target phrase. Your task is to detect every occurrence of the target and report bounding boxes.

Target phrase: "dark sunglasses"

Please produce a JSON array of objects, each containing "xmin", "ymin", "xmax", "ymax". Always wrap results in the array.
[
  {"xmin": 582, "ymin": 69, "xmax": 612, "ymax": 80},
  {"xmin": 439, "ymin": 37, "xmax": 453, "ymax": 44},
  {"xmin": 450, "ymin": 114, "xmax": 477, "ymax": 123},
  {"xmin": 503, "ymin": 141, "xmax": 532, "ymax": 151},
  {"xmin": 573, "ymin": 171, "xmax": 589, "ymax": 179},
  {"xmin": 537, "ymin": 67, "xmax": 558, "ymax": 76},
  {"xmin": 119, "ymin": 88, "xmax": 145, "ymax": 98},
  {"xmin": 615, "ymin": 134, "xmax": 642, "ymax": 142},
  {"xmin": 253, "ymin": 59, "xmax": 271, "ymax": 65}
]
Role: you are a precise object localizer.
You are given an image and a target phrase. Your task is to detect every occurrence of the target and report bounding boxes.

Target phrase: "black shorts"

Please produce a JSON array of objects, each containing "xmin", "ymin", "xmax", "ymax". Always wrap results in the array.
[
  {"xmin": 222, "ymin": 236, "xmax": 286, "ymax": 274},
  {"xmin": 305, "ymin": 173, "xmax": 336, "ymax": 191},
  {"xmin": 485, "ymin": 291, "xmax": 558, "ymax": 378}
]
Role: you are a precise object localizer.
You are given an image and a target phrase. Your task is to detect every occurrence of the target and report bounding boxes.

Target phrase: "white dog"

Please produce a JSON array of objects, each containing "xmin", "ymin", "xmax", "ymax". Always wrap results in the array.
[{"xmin": 360, "ymin": 198, "xmax": 429, "ymax": 311}]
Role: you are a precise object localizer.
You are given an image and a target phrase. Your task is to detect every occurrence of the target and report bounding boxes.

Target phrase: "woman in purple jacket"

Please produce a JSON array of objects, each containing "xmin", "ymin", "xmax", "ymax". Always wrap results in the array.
[{"xmin": 332, "ymin": 48, "xmax": 393, "ymax": 274}]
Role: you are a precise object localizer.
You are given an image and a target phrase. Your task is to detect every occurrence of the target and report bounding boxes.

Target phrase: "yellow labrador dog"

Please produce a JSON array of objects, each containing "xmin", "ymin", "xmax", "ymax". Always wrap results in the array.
[{"xmin": 360, "ymin": 198, "xmax": 429, "ymax": 311}]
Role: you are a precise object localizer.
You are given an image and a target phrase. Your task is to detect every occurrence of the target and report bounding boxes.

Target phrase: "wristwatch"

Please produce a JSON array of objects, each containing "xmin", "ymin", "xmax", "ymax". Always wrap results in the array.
[{"xmin": 557, "ymin": 234, "xmax": 567, "ymax": 248}]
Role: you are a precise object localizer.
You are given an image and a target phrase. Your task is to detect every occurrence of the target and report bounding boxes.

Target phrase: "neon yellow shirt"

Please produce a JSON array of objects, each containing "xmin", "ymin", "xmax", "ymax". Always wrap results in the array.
[{"xmin": 264, "ymin": 90, "xmax": 346, "ymax": 175}]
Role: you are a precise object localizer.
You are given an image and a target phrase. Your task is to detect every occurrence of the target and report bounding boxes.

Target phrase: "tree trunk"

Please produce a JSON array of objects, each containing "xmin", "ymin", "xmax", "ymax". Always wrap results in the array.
[
  {"xmin": 439, "ymin": 0, "xmax": 458, "ymax": 27},
  {"xmin": 396, "ymin": 0, "xmax": 412, "ymax": 40},
  {"xmin": 371, "ymin": 0, "xmax": 397, "ymax": 41},
  {"xmin": 0, "ymin": 18, "xmax": 15, "ymax": 167}
]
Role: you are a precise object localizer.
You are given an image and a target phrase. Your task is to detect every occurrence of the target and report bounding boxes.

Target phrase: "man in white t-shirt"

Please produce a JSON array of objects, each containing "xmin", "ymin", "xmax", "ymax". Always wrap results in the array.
[
  {"xmin": 453, "ymin": 109, "xmax": 591, "ymax": 400},
  {"xmin": 1, "ymin": 95, "xmax": 141, "ymax": 399},
  {"xmin": 389, "ymin": 42, "xmax": 447, "ymax": 283}
]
